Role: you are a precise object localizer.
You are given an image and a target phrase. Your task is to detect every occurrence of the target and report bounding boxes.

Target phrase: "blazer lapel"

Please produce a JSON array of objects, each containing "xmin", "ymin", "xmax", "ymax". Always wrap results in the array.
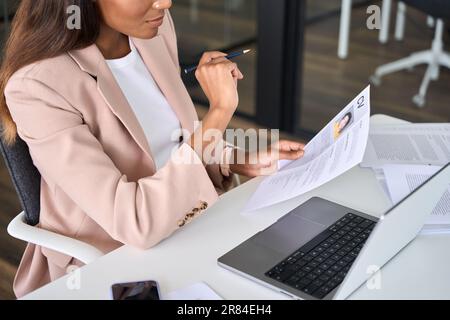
[
  {"xmin": 68, "ymin": 44, "xmax": 156, "ymax": 171},
  {"xmin": 132, "ymin": 36, "xmax": 199, "ymax": 134},
  {"xmin": 68, "ymin": 35, "xmax": 199, "ymax": 171}
]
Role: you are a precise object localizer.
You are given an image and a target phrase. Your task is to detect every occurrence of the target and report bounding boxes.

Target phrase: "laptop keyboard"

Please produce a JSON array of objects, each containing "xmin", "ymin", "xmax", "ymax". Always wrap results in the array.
[{"xmin": 265, "ymin": 213, "xmax": 376, "ymax": 299}]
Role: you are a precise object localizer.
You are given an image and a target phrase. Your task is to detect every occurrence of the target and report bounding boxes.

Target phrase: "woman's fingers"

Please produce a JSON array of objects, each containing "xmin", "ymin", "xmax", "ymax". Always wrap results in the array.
[
  {"xmin": 231, "ymin": 68, "xmax": 239, "ymax": 79},
  {"xmin": 247, "ymin": 161, "xmax": 278, "ymax": 177},
  {"xmin": 235, "ymin": 67, "xmax": 244, "ymax": 80},
  {"xmin": 199, "ymin": 52, "xmax": 244, "ymax": 78},
  {"xmin": 204, "ymin": 56, "xmax": 243, "ymax": 75},
  {"xmin": 198, "ymin": 51, "xmax": 228, "ymax": 65},
  {"xmin": 231, "ymin": 68, "xmax": 242, "ymax": 86},
  {"xmin": 278, "ymin": 149, "xmax": 304, "ymax": 161},
  {"xmin": 277, "ymin": 140, "xmax": 305, "ymax": 152},
  {"xmin": 231, "ymin": 66, "xmax": 244, "ymax": 87},
  {"xmin": 200, "ymin": 53, "xmax": 244, "ymax": 83},
  {"xmin": 261, "ymin": 161, "xmax": 278, "ymax": 176},
  {"xmin": 264, "ymin": 140, "xmax": 305, "ymax": 162},
  {"xmin": 208, "ymin": 58, "xmax": 239, "ymax": 73}
]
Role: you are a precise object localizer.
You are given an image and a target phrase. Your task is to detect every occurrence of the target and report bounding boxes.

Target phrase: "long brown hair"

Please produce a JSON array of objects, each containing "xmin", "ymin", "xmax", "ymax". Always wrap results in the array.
[{"xmin": 0, "ymin": 0, "xmax": 100, "ymax": 145}]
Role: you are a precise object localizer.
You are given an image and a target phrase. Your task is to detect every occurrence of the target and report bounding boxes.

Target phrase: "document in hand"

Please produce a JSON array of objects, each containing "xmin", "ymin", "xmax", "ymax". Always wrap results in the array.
[{"xmin": 243, "ymin": 86, "xmax": 371, "ymax": 212}]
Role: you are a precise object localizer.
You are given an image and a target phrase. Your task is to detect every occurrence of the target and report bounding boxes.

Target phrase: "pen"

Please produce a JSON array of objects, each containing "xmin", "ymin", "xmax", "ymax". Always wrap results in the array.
[{"xmin": 183, "ymin": 49, "xmax": 252, "ymax": 74}]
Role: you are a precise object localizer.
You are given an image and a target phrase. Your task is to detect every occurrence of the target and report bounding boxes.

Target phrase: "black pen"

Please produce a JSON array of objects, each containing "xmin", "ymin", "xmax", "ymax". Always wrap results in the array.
[{"xmin": 183, "ymin": 49, "xmax": 252, "ymax": 74}]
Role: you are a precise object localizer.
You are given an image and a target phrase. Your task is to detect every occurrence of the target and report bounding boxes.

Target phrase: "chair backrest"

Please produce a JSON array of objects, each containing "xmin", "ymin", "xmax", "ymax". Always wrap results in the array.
[
  {"xmin": 402, "ymin": 0, "xmax": 450, "ymax": 20},
  {"xmin": 0, "ymin": 135, "xmax": 41, "ymax": 226}
]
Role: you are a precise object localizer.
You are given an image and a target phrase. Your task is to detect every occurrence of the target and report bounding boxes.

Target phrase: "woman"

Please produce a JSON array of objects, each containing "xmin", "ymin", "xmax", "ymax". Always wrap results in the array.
[{"xmin": 0, "ymin": 0, "xmax": 305, "ymax": 297}]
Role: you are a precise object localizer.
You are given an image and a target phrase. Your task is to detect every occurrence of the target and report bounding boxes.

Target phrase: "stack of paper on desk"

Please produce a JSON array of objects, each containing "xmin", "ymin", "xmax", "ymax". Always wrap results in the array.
[
  {"xmin": 382, "ymin": 165, "xmax": 450, "ymax": 235},
  {"xmin": 361, "ymin": 123, "xmax": 450, "ymax": 168},
  {"xmin": 361, "ymin": 123, "xmax": 450, "ymax": 235},
  {"xmin": 243, "ymin": 86, "xmax": 371, "ymax": 212}
]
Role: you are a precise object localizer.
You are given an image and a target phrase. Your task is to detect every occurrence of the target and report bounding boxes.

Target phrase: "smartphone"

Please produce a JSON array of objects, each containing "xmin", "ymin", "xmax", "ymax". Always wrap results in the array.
[{"xmin": 111, "ymin": 280, "xmax": 161, "ymax": 300}]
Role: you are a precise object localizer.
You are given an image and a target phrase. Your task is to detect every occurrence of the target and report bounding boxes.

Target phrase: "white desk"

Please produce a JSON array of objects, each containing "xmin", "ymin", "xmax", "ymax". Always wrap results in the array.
[{"xmin": 23, "ymin": 115, "xmax": 450, "ymax": 300}]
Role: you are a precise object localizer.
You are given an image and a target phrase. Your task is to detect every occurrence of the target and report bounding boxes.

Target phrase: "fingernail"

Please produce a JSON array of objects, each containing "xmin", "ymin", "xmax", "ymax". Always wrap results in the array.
[{"xmin": 153, "ymin": 2, "xmax": 161, "ymax": 8}]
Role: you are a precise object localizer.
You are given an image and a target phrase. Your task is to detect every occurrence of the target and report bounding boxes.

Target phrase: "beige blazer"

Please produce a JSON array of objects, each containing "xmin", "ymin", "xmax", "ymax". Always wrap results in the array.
[{"xmin": 5, "ymin": 11, "xmax": 231, "ymax": 298}]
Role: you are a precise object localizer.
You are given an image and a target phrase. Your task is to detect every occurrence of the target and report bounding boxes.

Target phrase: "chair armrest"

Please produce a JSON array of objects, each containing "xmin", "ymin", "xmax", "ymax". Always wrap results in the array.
[{"xmin": 7, "ymin": 212, "xmax": 104, "ymax": 264}]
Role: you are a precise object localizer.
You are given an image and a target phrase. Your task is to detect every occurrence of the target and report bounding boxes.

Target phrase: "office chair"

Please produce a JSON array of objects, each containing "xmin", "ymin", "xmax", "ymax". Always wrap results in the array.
[
  {"xmin": 1, "ymin": 135, "xmax": 103, "ymax": 265},
  {"xmin": 394, "ymin": 2, "xmax": 436, "ymax": 42},
  {"xmin": 370, "ymin": 0, "xmax": 450, "ymax": 108},
  {"xmin": 339, "ymin": 0, "xmax": 401, "ymax": 59}
]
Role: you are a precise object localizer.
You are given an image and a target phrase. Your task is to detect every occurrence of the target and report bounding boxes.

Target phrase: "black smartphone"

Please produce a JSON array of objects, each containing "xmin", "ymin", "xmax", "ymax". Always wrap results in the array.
[{"xmin": 111, "ymin": 280, "xmax": 161, "ymax": 300}]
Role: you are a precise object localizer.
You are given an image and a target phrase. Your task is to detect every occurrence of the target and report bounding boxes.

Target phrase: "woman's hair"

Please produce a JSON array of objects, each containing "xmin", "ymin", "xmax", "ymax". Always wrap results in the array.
[{"xmin": 0, "ymin": 0, "xmax": 101, "ymax": 145}]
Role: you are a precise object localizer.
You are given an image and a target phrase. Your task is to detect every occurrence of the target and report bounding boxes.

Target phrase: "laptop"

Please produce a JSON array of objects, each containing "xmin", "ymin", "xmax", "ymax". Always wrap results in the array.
[{"xmin": 218, "ymin": 163, "xmax": 450, "ymax": 300}]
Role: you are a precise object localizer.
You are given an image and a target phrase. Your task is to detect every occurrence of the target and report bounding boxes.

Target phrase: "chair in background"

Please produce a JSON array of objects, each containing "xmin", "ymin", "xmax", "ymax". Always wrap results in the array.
[
  {"xmin": 0, "ymin": 136, "xmax": 103, "ymax": 265},
  {"xmin": 339, "ymin": 0, "xmax": 395, "ymax": 59},
  {"xmin": 393, "ymin": 1, "xmax": 435, "ymax": 42},
  {"xmin": 370, "ymin": 0, "xmax": 450, "ymax": 108},
  {"xmin": 338, "ymin": 0, "xmax": 437, "ymax": 58}
]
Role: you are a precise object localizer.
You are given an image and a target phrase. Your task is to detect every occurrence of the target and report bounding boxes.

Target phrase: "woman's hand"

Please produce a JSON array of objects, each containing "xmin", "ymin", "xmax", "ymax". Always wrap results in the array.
[
  {"xmin": 195, "ymin": 51, "xmax": 244, "ymax": 115},
  {"xmin": 230, "ymin": 140, "xmax": 305, "ymax": 178},
  {"xmin": 188, "ymin": 52, "xmax": 244, "ymax": 163}
]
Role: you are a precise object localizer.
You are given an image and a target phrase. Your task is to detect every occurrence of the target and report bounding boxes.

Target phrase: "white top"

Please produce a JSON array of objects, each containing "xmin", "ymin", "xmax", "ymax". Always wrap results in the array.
[{"xmin": 106, "ymin": 40, "xmax": 181, "ymax": 170}]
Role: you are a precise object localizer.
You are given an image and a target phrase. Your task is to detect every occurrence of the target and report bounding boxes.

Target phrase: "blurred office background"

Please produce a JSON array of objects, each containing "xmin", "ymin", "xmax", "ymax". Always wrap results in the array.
[{"xmin": 0, "ymin": 0, "xmax": 449, "ymax": 299}]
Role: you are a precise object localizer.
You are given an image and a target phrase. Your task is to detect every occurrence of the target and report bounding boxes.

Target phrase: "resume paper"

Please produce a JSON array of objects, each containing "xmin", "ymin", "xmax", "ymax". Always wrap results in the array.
[{"xmin": 243, "ymin": 86, "xmax": 371, "ymax": 212}]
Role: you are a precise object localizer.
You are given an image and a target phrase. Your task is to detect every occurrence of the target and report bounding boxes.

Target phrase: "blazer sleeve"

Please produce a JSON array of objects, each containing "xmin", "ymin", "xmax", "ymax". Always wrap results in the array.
[{"xmin": 5, "ymin": 76, "xmax": 220, "ymax": 250}]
